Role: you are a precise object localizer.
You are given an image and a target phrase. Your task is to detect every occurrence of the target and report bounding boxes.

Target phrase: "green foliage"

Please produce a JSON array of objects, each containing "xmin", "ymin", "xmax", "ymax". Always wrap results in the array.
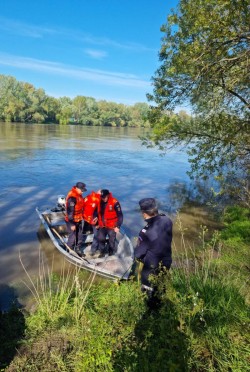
[
  {"xmin": 7, "ymin": 275, "xmax": 146, "ymax": 371},
  {"xmin": 0, "ymin": 76, "xmax": 49, "ymax": 123},
  {"xmin": 221, "ymin": 220, "xmax": 250, "ymax": 243},
  {"xmin": 5, "ymin": 210, "xmax": 250, "ymax": 371},
  {"xmin": 0, "ymin": 74, "xmax": 151, "ymax": 127},
  {"xmin": 221, "ymin": 206, "xmax": 250, "ymax": 242},
  {"xmin": 146, "ymin": 0, "xmax": 250, "ymax": 204},
  {"xmin": 149, "ymin": 0, "xmax": 249, "ymax": 114},
  {"xmin": 178, "ymin": 272, "xmax": 249, "ymax": 371},
  {"xmin": 74, "ymin": 282, "xmax": 146, "ymax": 372},
  {"xmin": 223, "ymin": 205, "xmax": 250, "ymax": 224}
]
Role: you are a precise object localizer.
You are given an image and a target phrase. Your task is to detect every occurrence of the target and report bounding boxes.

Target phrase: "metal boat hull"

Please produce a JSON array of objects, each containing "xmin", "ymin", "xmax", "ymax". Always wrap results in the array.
[{"xmin": 36, "ymin": 207, "xmax": 134, "ymax": 280}]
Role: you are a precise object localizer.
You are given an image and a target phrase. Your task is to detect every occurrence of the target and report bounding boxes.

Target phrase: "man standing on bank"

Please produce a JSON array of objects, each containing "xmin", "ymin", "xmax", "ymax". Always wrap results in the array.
[
  {"xmin": 97, "ymin": 189, "xmax": 123, "ymax": 258},
  {"xmin": 64, "ymin": 182, "xmax": 87, "ymax": 257},
  {"xmin": 134, "ymin": 198, "xmax": 173, "ymax": 301}
]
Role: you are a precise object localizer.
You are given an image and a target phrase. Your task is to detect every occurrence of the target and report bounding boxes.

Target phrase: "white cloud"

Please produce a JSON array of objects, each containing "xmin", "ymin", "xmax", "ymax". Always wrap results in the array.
[
  {"xmin": 79, "ymin": 34, "xmax": 156, "ymax": 52},
  {"xmin": 0, "ymin": 17, "xmax": 55, "ymax": 38},
  {"xmin": 0, "ymin": 53, "xmax": 150, "ymax": 89},
  {"xmin": 0, "ymin": 16, "xmax": 156, "ymax": 52},
  {"xmin": 84, "ymin": 49, "xmax": 108, "ymax": 59}
]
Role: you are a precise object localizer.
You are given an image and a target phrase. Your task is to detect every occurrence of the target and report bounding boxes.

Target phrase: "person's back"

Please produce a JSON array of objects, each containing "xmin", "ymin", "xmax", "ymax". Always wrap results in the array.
[
  {"xmin": 82, "ymin": 190, "xmax": 101, "ymax": 256},
  {"xmin": 135, "ymin": 198, "xmax": 173, "ymax": 294},
  {"xmin": 83, "ymin": 191, "xmax": 100, "ymax": 225},
  {"xmin": 140, "ymin": 213, "xmax": 172, "ymax": 270}
]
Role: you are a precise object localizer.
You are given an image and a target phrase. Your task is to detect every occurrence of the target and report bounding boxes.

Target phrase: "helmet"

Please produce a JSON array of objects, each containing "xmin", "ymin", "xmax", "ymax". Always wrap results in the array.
[{"xmin": 57, "ymin": 195, "xmax": 66, "ymax": 207}]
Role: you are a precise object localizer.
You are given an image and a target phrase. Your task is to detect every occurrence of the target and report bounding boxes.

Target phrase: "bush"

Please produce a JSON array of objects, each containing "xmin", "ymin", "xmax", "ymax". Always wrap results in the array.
[
  {"xmin": 221, "ymin": 206, "xmax": 250, "ymax": 243},
  {"xmin": 220, "ymin": 220, "xmax": 250, "ymax": 243},
  {"xmin": 223, "ymin": 206, "xmax": 250, "ymax": 224}
]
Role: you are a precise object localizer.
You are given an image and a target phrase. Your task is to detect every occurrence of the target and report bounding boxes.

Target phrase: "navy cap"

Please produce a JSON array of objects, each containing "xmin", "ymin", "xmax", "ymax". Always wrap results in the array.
[
  {"xmin": 75, "ymin": 182, "xmax": 87, "ymax": 191},
  {"xmin": 101, "ymin": 189, "xmax": 110, "ymax": 198},
  {"xmin": 139, "ymin": 198, "xmax": 157, "ymax": 212}
]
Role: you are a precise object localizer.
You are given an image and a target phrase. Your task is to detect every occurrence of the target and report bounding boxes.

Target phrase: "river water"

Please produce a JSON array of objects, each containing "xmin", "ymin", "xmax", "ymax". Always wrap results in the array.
[{"xmin": 0, "ymin": 122, "xmax": 217, "ymax": 309}]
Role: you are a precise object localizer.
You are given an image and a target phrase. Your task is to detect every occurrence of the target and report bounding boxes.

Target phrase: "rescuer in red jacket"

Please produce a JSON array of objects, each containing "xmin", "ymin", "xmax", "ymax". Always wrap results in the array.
[
  {"xmin": 82, "ymin": 190, "xmax": 101, "ymax": 256},
  {"xmin": 64, "ymin": 182, "xmax": 87, "ymax": 256},
  {"xmin": 97, "ymin": 189, "xmax": 123, "ymax": 258}
]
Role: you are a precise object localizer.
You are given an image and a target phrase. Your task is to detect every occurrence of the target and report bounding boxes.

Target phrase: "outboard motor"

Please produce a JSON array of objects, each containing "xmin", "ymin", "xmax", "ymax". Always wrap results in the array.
[
  {"xmin": 57, "ymin": 195, "xmax": 66, "ymax": 209},
  {"xmin": 51, "ymin": 195, "xmax": 66, "ymax": 213}
]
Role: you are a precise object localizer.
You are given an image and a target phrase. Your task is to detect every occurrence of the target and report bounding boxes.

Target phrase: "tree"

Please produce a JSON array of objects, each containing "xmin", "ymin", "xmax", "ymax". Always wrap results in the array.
[
  {"xmin": 72, "ymin": 95, "xmax": 87, "ymax": 123},
  {"xmin": 72, "ymin": 96, "xmax": 99, "ymax": 125},
  {"xmin": 56, "ymin": 97, "xmax": 74, "ymax": 125},
  {"xmin": 146, "ymin": 0, "xmax": 250, "ymax": 205},
  {"xmin": 128, "ymin": 103, "xmax": 151, "ymax": 127},
  {"xmin": 97, "ymin": 100, "xmax": 129, "ymax": 127},
  {"xmin": 42, "ymin": 96, "xmax": 60, "ymax": 123},
  {"xmin": 19, "ymin": 84, "xmax": 47, "ymax": 122},
  {"xmin": 0, "ymin": 75, "xmax": 49, "ymax": 122}
]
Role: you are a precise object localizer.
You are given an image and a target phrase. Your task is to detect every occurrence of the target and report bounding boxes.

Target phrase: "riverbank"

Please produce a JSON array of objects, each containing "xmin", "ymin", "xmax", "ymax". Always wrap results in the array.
[{"xmin": 1, "ymin": 206, "xmax": 249, "ymax": 371}]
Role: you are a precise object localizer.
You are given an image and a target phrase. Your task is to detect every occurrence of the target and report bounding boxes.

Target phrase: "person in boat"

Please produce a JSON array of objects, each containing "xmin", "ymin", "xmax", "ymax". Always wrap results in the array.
[
  {"xmin": 134, "ymin": 198, "xmax": 173, "ymax": 308},
  {"xmin": 82, "ymin": 190, "xmax": 101, "ymax": 257},
  {"xmin": 64, "ymin": 181, "xmax": 87, "ymax": 257},
  {"xmin": 97, "ymin": 189, "xmax": 123, "ymax": 258}
]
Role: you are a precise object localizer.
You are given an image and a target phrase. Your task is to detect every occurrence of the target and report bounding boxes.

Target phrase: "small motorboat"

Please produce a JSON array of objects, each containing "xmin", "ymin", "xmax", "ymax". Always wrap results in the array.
[{"xmin": 36, "ymin": 196, "xmax": 135, "ymax": 280}]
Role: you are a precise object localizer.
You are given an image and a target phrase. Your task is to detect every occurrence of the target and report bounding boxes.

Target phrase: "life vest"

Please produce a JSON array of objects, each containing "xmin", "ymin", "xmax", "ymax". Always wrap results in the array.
[
  {"xmin": 65, "ymin": 187, "xmax": 84, "ymax": 223},
  {"xmin": 83, "ymin": 191, "xmax": 100, "ymax": 225},
  {"xmin": 98, "ymin": 193, "xmax": 118, "ymax": 228}
]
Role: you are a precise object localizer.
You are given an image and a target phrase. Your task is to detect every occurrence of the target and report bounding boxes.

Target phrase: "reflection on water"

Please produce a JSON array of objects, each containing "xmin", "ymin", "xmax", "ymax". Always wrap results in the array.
[
  {"xmin": 172, "ymin": 205, "xmax": 221, "ymax": 253},
  {"xmin": 0, "ymin": 122, "xmax": 218, "ymax": 307}
]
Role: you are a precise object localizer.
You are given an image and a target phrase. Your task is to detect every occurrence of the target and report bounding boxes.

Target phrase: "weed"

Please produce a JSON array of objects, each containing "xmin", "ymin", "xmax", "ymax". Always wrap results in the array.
[{"xmin": 4, "ymin": 207, "xmax": 250, "ymax": 371}]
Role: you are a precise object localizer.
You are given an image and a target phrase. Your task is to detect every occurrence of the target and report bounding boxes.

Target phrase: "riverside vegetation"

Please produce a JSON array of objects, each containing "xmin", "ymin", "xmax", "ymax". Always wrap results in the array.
[
  {"xmin": 0, "ymin": 0, "xmax": 249, "ymax": 369},
  {"xmin": 1, "ymin": 206, "xmax": 249, "ymax": 372},
  {"xmin": 0, "ymin": 73, "xmax": 190, "ymax": 129}
]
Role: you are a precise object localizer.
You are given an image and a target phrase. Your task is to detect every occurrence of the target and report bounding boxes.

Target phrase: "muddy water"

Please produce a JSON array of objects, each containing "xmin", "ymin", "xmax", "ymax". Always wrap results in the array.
[{"xmin": 0, "ymin": 122, "xmax": 218, "ymax": 309}]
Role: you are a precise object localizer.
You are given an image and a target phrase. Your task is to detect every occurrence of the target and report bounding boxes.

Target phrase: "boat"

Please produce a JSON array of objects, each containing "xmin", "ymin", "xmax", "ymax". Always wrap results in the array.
[{"xmin": 36, "ymin": 196, "xmax": 135, "ymax": 280}]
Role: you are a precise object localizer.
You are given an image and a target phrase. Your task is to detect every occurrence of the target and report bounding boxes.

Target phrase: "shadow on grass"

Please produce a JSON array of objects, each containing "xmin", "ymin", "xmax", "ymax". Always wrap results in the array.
[
  {"xmin": 0, "ymin": 284, "xmax": 26, "ymax": 370},
  {"xmin": 113, "ymin": 298, "xmax": 189, "ymax": 372}
]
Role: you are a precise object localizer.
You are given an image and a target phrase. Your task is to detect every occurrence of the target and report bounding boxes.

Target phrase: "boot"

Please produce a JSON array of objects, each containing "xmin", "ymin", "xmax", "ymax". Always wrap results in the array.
[
  {"xmin": 98, "ymin": 251, "xmax": 105, "ymax": 258},
  {"xmin": 75, "ymin": 245, "xmax": 85, "ymax": 257}
]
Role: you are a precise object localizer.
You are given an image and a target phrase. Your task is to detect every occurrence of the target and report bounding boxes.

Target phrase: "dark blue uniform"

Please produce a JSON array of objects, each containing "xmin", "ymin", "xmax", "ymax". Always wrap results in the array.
[{"xmin": 135, "ymin": 213, "xmax": 172, "ymax": 287}]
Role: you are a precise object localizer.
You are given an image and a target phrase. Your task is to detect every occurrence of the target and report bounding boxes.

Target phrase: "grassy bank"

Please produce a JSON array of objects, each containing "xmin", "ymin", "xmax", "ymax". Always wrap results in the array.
[{"xmin": 2, "ymin": 206, "xmax": 250, "ymax": 371}]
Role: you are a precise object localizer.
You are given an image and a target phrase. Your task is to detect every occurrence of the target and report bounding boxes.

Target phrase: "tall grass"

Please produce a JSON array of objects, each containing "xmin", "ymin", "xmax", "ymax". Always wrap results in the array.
[
  {"xmin": 150, "ymin": 211, "xmax": 250, "ymax": 371},
  {"xmin": 8, "ymin": 251, "xmax": 146, "ymax": 371},
  {"xmin": 5, "ymin": 208, "xmax": 250, "ymax": 371},
  {"xmin": 19, "ymin": 250, "xmax": 96, "ymax": 326}
]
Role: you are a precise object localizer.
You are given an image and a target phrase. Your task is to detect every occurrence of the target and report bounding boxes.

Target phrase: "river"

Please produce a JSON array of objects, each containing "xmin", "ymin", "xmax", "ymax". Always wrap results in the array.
[{"xmin": 0, "ymin": 122, "xmax": 218, "ymax": 310}]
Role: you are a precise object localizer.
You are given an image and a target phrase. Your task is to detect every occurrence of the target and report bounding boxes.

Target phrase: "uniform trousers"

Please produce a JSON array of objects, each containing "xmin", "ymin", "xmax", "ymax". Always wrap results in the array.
[
  {"xmin": 66, "ymin": 221, "xmax": 84, "ymax": 249},
  {"xmin": 82, "ymin": 222, "xmax": 99, "ymax": 253},
  {"xmin": 98, "ymin": 227, "xmax": 116, "ymax": 254}
]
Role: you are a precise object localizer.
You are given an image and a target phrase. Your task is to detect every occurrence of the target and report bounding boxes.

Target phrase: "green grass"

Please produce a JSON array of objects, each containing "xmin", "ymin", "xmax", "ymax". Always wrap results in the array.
[{"xmin": 3, "ymin": 205, "xmax": 250, "ymax": 371}]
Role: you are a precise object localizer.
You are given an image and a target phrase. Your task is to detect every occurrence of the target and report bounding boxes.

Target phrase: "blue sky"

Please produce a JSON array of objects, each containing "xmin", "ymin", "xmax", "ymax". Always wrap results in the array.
[{"xmin": 0, "ymin": 0, "xmax": 179, "ymax": 105}]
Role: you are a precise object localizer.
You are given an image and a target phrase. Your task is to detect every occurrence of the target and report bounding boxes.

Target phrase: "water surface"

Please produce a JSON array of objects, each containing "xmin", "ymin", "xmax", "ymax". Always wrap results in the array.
[{"xmin": 0, "ymin": 122, "xmax": 216, "ymax": 309}]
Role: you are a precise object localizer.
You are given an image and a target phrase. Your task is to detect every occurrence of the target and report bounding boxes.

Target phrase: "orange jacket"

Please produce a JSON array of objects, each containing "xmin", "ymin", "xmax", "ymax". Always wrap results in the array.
[
  {"xmin": 83, "ymin": 191, "xmax": 100, "ymax": 225},
  {"xmin": 65, "ymin": 187, "xmax": 84, "ymax": 223},
  {"xmin": 98, "ymin": 193, "xmax": 119, "ymax": 228}
]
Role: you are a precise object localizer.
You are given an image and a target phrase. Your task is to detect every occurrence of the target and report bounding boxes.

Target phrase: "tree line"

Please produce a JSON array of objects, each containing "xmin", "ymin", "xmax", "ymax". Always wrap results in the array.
[
  {"xmin": 0, "ymin": 74, "xmax": 156, "ymax": 127},
  {"xmin": 1, "ymin": 0, "xmax": 249, "ymax": 206}
]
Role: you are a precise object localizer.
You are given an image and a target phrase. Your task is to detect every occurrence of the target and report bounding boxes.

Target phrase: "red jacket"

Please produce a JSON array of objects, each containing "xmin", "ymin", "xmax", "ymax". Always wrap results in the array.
[
  {"xmin": 65, "ymin": 187, "xmax": 84, "ymax": 223},
  {"xmin": 83, "ymin": 191, "xmax": 100, "ymax": 225},
  {"xmin": 98, "ymin": 193, "xmax": 119, "ymax": 228}
]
